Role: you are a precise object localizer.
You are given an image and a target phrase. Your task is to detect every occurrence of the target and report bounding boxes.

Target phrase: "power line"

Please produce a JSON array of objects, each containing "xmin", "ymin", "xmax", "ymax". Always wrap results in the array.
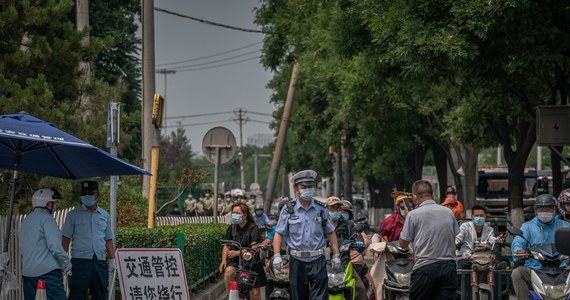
[
  {"xmin": 155, "ymin": 7, "xmax": 265, "ymax": 33},
  {"xmin": 174, "ymin": 56, "xmax": 261, "ymax": 72},
  {"xmin": 164, "ymin": 119, "xmax": 232, "ymax": 129},
  {"xmin": 157, "ymin": 42, "xmax": 262, "ymax": 67},
  {"xmin": 248, "ymin": 119, "xmax": 272, "ymax": 124},
  {"xmin": 248, "ymin": 111, "xmax": 273, "ymax": 117},
  {"xmin": 169, "ymin": 50, "xmax": 261, "ymax": 70},
  {"xmin": 166, "ymin": 111, "xmax": 233, "ymax": 120}
]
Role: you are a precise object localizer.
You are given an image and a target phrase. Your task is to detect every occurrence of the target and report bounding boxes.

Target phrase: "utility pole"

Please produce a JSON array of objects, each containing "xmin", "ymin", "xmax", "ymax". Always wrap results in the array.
[
  {"xmin": 264, "ymin": 63, "xmax": 300, "ymax": 212},
  {"xmin": 156, "ymin": 69, "xmax": 176, "ymax": 129},
  {"xmin": 76, "ymin": 0, "xmax": 91, "ymax": 115},
  {"xmin": 234, "ymin": 108, "xmax": 248, "ymax": 190},
  {"xmin": 341, "ymin": 136, "xmax": 353, "ymax": 201},
  {"xmin": 142, "ymin": 0, "xmax": 156, "ymax": 198}
]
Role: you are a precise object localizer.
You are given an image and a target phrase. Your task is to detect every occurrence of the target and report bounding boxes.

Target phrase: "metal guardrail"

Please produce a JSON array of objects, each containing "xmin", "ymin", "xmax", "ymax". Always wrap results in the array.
[{"xmin": 155, "ymin": 214, "xmax": 231, "ymax": 226}]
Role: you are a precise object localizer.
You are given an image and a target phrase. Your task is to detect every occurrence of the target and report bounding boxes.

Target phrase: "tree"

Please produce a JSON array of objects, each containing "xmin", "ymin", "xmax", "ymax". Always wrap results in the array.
[{"xmin": 158, "ymin": 127, "xmax": 194, "ymax": 184}]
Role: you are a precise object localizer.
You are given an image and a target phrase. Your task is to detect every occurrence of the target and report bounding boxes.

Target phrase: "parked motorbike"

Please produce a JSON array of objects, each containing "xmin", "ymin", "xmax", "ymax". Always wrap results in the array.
[
  {"xmin": 221, "ymin": 239, "xmax": 263, "ymax": 300},
  {"xmin": 509, "ymin": 226, "xmax": 570, "ymax": 300},
  {"xmin": 328, "ymin": 239, "xmax": 357, "ymax": 300},
  {"xmin": 382, "ymin": 241, "xmax": 414, "ymax": 300}
]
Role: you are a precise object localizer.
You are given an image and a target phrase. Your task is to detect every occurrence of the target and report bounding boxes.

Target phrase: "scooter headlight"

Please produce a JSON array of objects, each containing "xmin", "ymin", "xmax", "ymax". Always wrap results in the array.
[
  {"xmin": 395, "ymin": 272, "xmax": 411, "ymax": 286},
  {"xmin": 542, "ymin": 284, "xmax": 566, "ymax": 300}
]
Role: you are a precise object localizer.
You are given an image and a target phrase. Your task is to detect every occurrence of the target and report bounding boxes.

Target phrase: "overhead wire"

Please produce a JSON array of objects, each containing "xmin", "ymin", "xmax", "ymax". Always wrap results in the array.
[
  {"xmin": 155, "ymin": 7, "xmax": 265, "ymax": 33},
  {"xmin": 164, "ymin": 119, "xmax": 232, "ymax": 129},
  {"xmin": 174, "ymin": 56, "xmax": 262, "ymax": 72},
  {"xmin": 166, "ymin": 111, "xmax": 233, "ymax": 120},
  {"xmin": 168, "ymin": 50, "xmax": 261, "ymax": 69},
  {"xmin": 157, "ymin": 42, "xmax": 262, "ymax": 67}
]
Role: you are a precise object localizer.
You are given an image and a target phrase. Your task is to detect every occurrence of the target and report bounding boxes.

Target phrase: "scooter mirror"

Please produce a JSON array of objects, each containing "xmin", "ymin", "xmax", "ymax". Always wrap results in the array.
[{"xmin": 555, "ymin": 228, "xmax": 570, "ymax": 255}]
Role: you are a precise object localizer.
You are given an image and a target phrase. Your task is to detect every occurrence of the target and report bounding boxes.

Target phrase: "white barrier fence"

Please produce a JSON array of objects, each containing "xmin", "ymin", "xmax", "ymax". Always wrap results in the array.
[{"xmin": 0, "ymin": 209, "xmax": 228, "ymax": 299}]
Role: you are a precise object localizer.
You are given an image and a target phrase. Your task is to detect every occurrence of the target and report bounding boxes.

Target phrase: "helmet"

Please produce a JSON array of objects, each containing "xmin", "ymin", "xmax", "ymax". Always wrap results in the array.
[
  {"xmin": 445, "ymin": 186, "xmax": 456, "ymax": 195},
  {"xmin": 535, "ymin": 194, "xmax": 557, "ymax": 209},
  {"xmin": 278, "ymin": 198, "xmax": 288, "ymax": 213},
  {"xmin": 558, "ymin": 189, "xmax": 570, "ymax": 216},
  {"xmin": 254, "ymin": 204, "xmax": 263, "ymax": 211},
  {"xmin": 32, "ymin": 188, "xmax": 62, "ymax": 208},
  {"xmin": 340, "ymin": 200, "xmax": 353, "ymax": 211}
]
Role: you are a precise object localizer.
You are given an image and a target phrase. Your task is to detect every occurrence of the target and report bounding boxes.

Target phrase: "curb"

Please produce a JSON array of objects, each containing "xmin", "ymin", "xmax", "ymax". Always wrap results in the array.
[{"xmin": 192, "ymin": 278, "xmax": 226, "ymax": 300}]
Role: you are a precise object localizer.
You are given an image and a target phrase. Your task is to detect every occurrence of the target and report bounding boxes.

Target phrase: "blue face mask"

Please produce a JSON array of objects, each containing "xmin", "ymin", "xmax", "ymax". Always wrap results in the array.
[
  {"xmin": 473, "ymin": 217, "xmax": 486, "ymax": 226},
  {"xmin": 81, "ymin": 195, "xmax": 96, "ymax": 207},
  {"xmin": 399, "ymin": 209, "xmax": 405, "ymax": 217},
  {"xmin": 341, "ymin": 213, "xmax": 349, "ymax": 220},
  {"xmin": 299, "ymin": 188, "xmax": 315, "ymax": 200},
  {"xmin": 329, "ymin": 211, "xmax": 341, "ymax": 220},
  {"xmin": 255, "ymin": 210, "xmax": 263, "ymax": 217},
  {"xmin": 231, "ymin": 213, "xmax": 243, "ymax": 224}
]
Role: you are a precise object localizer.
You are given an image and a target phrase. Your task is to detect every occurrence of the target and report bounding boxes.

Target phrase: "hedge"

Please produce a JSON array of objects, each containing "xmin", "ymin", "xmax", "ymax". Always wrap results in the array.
[{"xmin": 116, "ymin": 223, "xmax": 228, "ymax": 291}]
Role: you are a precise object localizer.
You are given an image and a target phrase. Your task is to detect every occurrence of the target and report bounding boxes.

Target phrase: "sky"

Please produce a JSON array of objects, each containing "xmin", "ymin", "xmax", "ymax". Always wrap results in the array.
[{"xmin": 153, "ymin": 0, "xmax": 275, "ymax": 155}]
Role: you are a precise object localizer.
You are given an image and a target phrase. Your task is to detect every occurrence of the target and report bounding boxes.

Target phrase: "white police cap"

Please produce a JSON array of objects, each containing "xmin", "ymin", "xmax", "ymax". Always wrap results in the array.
[{"xmin": 291, "ymin": 169, "xmax": 317, "ymax": 185}]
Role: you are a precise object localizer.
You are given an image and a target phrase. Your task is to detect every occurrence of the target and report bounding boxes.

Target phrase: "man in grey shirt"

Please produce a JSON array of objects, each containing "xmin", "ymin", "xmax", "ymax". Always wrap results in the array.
[{"xmin": 400, "ymin": 180, "xmax": 459, "ymax": 300}]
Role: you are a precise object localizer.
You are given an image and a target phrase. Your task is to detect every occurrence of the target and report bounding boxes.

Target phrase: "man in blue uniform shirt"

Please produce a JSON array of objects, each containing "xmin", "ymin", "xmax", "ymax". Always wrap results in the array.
[
  {"xmin": 20, "ymin": 188, "xmax": 72, "ymax": 300},
  {"xmin": 272, "ymin": 170, "xmax": 340, "ymax": 300},
  {"xmin": 62, "ymin": 181, "xmax": 115, "ymax": 300}
]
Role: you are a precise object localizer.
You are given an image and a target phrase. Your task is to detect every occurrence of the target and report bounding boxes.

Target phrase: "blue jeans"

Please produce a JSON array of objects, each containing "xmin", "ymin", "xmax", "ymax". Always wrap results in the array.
[
  {"xmin": 67, "ymin": 258, "xmax": 108, "ymax": 300},
  {"xmin": 23, "ymin": 269, "xmax": 67, "ymax": 300}
]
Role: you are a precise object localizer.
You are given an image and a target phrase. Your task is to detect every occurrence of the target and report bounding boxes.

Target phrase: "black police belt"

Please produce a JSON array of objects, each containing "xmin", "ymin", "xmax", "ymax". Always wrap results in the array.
[{"xmin": 289, "ymin": 248, "xmax": 324, "ymax": 258}]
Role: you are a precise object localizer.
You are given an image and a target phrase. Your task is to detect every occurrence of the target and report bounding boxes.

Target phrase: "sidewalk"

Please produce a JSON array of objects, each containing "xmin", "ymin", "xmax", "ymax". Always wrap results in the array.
[{"xmin": 191, "ymin": 279, "xmax": 225, "ymax": 300}]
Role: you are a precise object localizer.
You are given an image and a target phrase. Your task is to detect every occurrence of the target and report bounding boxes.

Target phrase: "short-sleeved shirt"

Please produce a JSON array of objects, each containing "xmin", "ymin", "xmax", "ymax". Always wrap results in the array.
[
  {"xmin": 20, "ymin": 208, "xmax": 70, "ymax": 277},
  {"xmin": 224, "ymin": 221, "xmax": 261, "ymax": 264},
  {"xmin": 62, "ymin": 205, "xmax": 114, "ymax": 261},
  {"xmin": 184, "ymin": 199, "xmax": 196, "ymax": 212},
  {"xmin": 400, "ymin": 199, "xmax": 458, "ymax": 270},
  {"xmin": 275, "ymin": 197, "xmax": 335, "ymax": 262}
]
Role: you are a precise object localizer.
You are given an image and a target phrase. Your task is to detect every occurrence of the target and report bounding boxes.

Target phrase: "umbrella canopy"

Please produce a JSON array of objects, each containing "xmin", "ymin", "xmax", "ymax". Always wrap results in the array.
[
  {"xmin": 0, "ymin": 113, "xmax": 150, "ymax": 178},
  {"xmin": 0, "ymin": 113, "xmax": 150, "ymax": 294}
]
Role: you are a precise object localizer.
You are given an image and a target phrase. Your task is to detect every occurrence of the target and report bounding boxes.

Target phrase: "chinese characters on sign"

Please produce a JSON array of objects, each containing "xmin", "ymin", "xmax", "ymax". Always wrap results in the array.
[{"xmin": 117, "ymin": 249, "xmax": 190, "ymax": 300}]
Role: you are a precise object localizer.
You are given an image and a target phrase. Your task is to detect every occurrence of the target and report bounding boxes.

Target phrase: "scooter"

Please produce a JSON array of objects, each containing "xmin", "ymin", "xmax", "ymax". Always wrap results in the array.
[
  {"xmin": 382, "ymin": 241, "xmax": 414, "ymax": 300},
  {"xmin": 509, "ymin": 226, "xmax": 570, "ymax": 300},
  {"xmin": 328, "ymin": 239, "xmax": 357, "ymax": 300},
  {"xmin": 221, "ymin": 239, "xmax": 262, "ymax": 300},
  {"xmin": 266, "ymin": 253, "xmax": 291, "ymax": 299},
  {"xmin": 463, "ymin": 241, "xmax": 497, "ymax": 300}
]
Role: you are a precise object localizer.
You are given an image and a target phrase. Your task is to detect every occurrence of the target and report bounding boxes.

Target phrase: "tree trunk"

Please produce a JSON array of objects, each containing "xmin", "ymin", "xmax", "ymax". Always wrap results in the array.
[
  {"xmin": 342, "ymin": 137, "xmax": 353, "ymax": 201},
  {"xmin": 430, "ymin": 143, "xmax": 448, "ymax": 199},
  {"xmin": 462, "ymin": 145, "xmax": 480, "ymax": 213},
  {"xmin": 368, "ymin": 176, "xmax": 394, "ymax": 227},
  {"xmin": 415, "ymin": 145, "xmax": 428, "ymax": 181}
]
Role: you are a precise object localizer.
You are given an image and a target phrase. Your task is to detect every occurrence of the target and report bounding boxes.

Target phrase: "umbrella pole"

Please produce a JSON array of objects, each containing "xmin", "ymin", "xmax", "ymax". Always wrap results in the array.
[{"xmin": 0, "ymin": 155, "xmax": 20, "ymax": 295}]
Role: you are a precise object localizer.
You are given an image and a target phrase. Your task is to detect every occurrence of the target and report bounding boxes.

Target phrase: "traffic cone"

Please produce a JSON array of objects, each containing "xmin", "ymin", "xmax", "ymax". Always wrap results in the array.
[
  {"xmin": 35, "ymin": 280, "xmax": 46, "ymax": 300},
  {"xmin": 228, "ymin": 281, "xmax": 239, "ymax": 300}
]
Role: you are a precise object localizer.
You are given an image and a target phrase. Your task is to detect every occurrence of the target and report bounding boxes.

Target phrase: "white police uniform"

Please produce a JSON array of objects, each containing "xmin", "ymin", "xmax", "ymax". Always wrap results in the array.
[{"xmin": 275, "ymin": 170, "xmax": 335, "ymax": 300}]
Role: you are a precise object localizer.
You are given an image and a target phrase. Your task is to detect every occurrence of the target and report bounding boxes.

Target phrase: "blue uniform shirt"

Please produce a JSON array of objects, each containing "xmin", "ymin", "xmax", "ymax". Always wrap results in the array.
[
  {"xmin": 254, "ymin": 213, "xmax": 270, "ymax": 226},
  {"xmin": 275, "ymin": 197, "xmax": 335, "ymax": 262},
  {"xmin": 20, "ymin": 208, "xmax": 70, "ymax": 277},
  {"xmin": 512, "ymin": 216, "xmax": 570, "ymax": 269},
  {"xmin": 62, "ymin": 205, "xmax": 114, "ymax": 260}
]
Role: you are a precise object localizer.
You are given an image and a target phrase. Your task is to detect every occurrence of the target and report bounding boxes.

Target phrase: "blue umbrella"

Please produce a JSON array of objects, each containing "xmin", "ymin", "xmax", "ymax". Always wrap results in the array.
[{"xmin": 0, "ymin": 113, "xmax": 150, "ymax": 292}]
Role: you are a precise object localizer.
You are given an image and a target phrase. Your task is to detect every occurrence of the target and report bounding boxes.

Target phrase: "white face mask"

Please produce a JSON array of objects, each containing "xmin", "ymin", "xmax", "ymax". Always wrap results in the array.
[{"xmin": 537, "ymin": 211, "xmax": 554, "ymax": 223}]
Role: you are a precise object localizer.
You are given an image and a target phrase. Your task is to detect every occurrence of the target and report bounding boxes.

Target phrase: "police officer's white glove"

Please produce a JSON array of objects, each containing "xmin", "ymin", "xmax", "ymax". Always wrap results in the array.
[
  {"xmin": 272, "ymin": 255, "xmax": 283, "ymax": 270},
  {"xmin": 63, "ymin": 262, "xmax": 72, "ymax": 276},
  {"xmin": 108, "ymin": 258, "xmax": 117, "ymax": 273},
  {"xmin": 332, "ymin": 254, "xmax": 341, "ymax": 270}
]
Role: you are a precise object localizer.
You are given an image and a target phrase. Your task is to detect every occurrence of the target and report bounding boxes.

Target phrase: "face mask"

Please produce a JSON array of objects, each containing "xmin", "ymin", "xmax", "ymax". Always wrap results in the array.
[
  {"xmin": 81, "ymin": 195, "xmax": 96, "ymax": 207},
  {"xmin": 299, "ymin": 188, "xmax": 315, "ymax": 200},
  {"xmin": 231, "ymin": 213, "xmax": 243, "ymax": 224},
  {"xmin": 538, "ymin": 212, "xmax": 554, "ymax": 223},
  {"xmin": 473, "ymin": 217, "xmax": 486, "ymax": 226},
  {"xmin": 399, "ymin": 209, "xmax": 405, "ymax": 217},
  {"xmin": 255, "ymin": 210, "xmax": 263, "ymax": 216},
  {"xmin": 329, "ymin": 211, "xmax": 341, "ymax": 220},
  {"xmin": 341, "ymin": 213, "xmax": 349, "ymax": 220}
]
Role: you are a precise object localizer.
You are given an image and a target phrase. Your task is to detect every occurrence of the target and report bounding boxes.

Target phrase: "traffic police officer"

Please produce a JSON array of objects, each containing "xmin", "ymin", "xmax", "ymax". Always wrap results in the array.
[{"xmin": 272, "ymin": 170, "xmax": 341, "ymax": 300}]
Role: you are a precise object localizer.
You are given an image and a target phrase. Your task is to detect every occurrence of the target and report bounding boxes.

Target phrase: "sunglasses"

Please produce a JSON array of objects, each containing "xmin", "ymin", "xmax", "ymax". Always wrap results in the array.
[{"xmin": 81, "ymin": 190, "xmax": 97, "ymax": 196}]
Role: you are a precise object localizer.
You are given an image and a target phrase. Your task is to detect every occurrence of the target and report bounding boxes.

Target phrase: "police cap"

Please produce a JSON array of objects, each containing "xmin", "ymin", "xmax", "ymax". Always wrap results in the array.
[
  {"xmin": 291, "ymin": 170, "xmax": 317, "ymax": 186},
  {"xmin": 81, "ymin": 181, "xmax": 98, "ymax": 191}
]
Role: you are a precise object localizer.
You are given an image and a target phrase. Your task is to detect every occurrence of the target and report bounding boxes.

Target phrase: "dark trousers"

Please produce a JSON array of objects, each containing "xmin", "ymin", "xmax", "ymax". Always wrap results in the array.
[
  {"xmin": 23, "ymin": 269, "xmax": 67, "ymax": 300},
  {"xmin": 289, "ymin": 255, "xmax": 328, "ymax": 300},
  {"xmin": 410, "ymin": 260, "xmax": 457, "ymax": 300},
  {"xmin": 68, "ymin": 258, "xmax": 108, "ymax": 300}
]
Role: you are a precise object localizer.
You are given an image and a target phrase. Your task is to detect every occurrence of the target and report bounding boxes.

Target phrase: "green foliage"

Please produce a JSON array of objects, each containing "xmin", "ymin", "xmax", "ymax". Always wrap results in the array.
[{"xmin": 116, "ymin": 224, "xmax": 228, "ymax": 291}]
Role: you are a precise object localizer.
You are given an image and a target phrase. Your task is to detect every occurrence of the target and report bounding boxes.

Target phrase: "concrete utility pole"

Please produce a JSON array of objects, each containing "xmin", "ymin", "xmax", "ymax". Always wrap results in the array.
[
  {"xmin": 234, "ymin": 108, "xmax": 248, "ymax": 190},
  {"xmin": 142, "ymin": 0, "xmax": 156, "ymax": 198},
  {"xmin": 156, "ymin": 69, "xmax": 176, "ymax": 129},
  {"xmin": 264, "ymin": 63, "xmax": 300, "ymax": 212},
  {"xmin": 341, "ymin": 136, "xmax": 353, "ymax": 201}
]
